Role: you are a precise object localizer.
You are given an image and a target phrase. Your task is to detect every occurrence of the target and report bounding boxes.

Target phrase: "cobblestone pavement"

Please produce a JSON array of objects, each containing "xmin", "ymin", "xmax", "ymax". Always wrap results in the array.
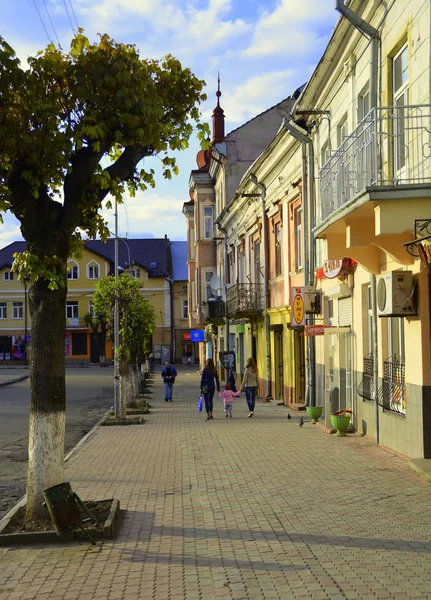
[{"xmin": 1, "ymin": 367, "xmax": 431, "ymax": 600}]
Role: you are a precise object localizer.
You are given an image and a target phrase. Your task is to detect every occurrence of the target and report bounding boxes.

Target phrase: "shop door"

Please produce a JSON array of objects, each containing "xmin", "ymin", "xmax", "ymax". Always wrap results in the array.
[
  {"xmin": 274, "ymin": 332, "xmax": 284, "ymax": 401},
  {"xmin": 294, "ymin": 330, "xmax": 305, "ymax": 404},
  {"xmin": 324, "ymin": 327, "xmax": 352, "ymax": 429}
]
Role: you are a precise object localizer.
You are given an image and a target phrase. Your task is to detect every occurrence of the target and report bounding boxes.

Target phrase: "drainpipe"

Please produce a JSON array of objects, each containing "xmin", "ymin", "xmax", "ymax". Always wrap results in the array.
[
  {"xmin": 217, "ymin": 224, "xmax": 230, "ymax": 353},
  {"xmin": 281, "ymin": 116, "xmax": 316, "ymax": 407},
  {"xmin": 336, "ymin": 0, "xmax": 380, "ymax": 443},
  {"xmin": 250, "ymin": 174, "xmax": 271, "ymax": 399}
]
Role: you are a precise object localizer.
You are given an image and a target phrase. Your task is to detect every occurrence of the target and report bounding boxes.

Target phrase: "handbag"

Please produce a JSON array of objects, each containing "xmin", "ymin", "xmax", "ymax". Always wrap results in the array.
[{"xmin": 197, "ymin": 395, "xmax": 204, "ymax": 412}]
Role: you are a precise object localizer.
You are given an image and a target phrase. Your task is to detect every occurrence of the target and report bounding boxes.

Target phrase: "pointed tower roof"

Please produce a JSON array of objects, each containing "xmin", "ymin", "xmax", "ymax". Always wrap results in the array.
[{"xmin": 211, "ymin": 72, "xmax": 225, "ymax": 145}]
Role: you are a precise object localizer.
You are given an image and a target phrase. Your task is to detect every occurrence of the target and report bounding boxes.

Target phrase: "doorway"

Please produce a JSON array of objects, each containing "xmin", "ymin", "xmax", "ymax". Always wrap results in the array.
[
  {"xmin": 294, "ymin": 330, "xmax": 305, "ymax": 404},
  {"xmin": 274, "ymin": 332, "xmax": 284, "ymax": 401},
  {"xmin": 324, "ymin": 327, "xmax": 352, "ymax": 429}
]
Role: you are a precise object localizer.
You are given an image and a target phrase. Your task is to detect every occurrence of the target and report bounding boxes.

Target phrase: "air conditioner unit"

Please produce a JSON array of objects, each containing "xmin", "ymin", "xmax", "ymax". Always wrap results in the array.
[{"xmin": 376, "ymin": 271, "xmax": 415, "ymax": 317}]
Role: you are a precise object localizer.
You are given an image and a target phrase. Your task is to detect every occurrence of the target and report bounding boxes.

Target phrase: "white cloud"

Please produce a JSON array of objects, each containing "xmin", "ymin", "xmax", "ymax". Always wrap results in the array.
[
  {"xmin": 244, "ymin": 0, "xmax": 336, "ymax": 57},
  {"xmin": 101, "ymin": 192, "xmax": 187, "ymax": 240},
  {"xmin": 0, "ymin": 224, "xmax": 22, "ymax": 247}
]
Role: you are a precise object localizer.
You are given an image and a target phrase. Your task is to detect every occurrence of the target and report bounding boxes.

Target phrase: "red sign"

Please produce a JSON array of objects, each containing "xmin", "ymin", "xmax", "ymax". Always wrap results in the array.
[
  {"xmin": 182, "ymin": 332, "xmax": 191, "ymax": 341},
  {"xmin": 306, "ymin": 325, "xmax": 329, "ymax": 336}
]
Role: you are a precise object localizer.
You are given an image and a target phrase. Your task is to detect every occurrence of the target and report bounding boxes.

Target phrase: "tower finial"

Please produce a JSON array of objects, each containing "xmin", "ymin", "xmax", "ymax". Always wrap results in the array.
[{"xmin": 216, "ymin": 71, "xmax": 221, "ymax": 106}]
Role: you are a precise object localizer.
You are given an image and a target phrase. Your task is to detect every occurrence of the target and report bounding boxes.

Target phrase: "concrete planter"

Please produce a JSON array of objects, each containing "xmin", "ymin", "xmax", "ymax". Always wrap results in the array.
[{"xmin": 330, "ymin": 414, "xmax": 351, "ymax": 437}]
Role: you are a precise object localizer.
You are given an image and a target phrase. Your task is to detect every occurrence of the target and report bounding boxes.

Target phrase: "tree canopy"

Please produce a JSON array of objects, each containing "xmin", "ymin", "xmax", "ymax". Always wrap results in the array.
[{"xmin": 0, "ymin": 31, "xmax": 209, "ymax": 285}]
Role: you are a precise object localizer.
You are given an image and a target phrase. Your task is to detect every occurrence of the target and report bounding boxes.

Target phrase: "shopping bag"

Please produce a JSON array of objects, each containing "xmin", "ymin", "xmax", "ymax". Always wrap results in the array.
[{"xmin": 197, "ymin": 395, "xmax": 204, "ymax": 412}]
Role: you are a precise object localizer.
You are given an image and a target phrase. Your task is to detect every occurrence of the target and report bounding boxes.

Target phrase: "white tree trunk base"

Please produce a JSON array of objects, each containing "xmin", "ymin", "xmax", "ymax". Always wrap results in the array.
[{"xmin": 26, "ymin": 412, "xmax": 66, "ymax": 519}]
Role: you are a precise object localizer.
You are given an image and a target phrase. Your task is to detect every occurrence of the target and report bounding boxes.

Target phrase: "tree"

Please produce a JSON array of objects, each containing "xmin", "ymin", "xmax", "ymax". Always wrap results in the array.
[
  {"xmin": 0, "ymin": 33, "xmax": 208, "ymax": 518},
  {"xmin": 92, "ymin": 273, "xmax": 155, "ymax": 416}
]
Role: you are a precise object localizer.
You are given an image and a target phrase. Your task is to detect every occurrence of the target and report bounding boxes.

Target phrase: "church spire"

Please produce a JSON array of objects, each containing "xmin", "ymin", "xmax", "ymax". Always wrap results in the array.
[{"xmin": 212, "ymin": 72, "xmax": 225, "ymax": 145}]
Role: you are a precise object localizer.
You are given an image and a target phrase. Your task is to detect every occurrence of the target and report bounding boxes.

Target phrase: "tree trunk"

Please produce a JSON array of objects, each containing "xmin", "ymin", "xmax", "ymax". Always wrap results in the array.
[
  {"xmin": 118, "ymin": 357, "xmax": 128, "ymax": 419},
  {"xmin": 25, "ymin": 276, "xmax": 67, "ymax": 520}
]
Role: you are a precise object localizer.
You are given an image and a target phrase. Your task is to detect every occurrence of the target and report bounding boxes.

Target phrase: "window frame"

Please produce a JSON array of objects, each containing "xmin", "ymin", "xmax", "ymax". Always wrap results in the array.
[
  {"xmin": 66, "ymin": 301, "xmax": 79, "ymax": 319},
  {"xmin": 12, "ymin": 302, "xmax": 23, "ymax": 320},
  {"xmin": 294, "ymin": 207, "xmax": 303, "ymax": 271},
  {"xmin": 0, "ymin": 303, "xmax": 7, "ymax": 319},
  {"xmin": 87, "ymin": 263, "xmax": 100, "ymax": 280},
  {"xmin": 181, "ymin": 299, "xmax": 188, "ymax": 320},
  {"xmin": 67, "ymin": 263, "xmax": 79, "ymax": 280},
  {"xmin": 204, "ymin": 205, "xmax": 214, "ymax": 240},
  {"xmin": 4, "ymin": 271, "xmax": 13, "ymax": 281},
  {"xmin": 336, "ymin": 113, "xmax": 348, "ymax": 148},
  {"xmin": 275, "ymin": 222, "xmax": 282, "ymax": 277}
]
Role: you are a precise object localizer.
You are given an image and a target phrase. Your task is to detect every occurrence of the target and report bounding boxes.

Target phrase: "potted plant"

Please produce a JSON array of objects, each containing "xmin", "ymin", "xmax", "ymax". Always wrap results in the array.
[
  {"xmin": 305, "ymin": 406, "xmax": 323, "ymax": 424},
  {"xmin": 330, "ymin": 409, "xmax": 352, "ymax": 437}
]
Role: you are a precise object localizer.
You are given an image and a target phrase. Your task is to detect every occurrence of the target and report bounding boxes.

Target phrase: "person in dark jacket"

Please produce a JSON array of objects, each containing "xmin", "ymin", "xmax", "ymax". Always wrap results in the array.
[
  {"xmin": 200, "ymin": 358, "xmax": 220, "ymax": 420},
  {"xmin": 161, "ymin": 361, "xmax": 177, "ymax": 402},
  {"xmin": 228, "ymin": 367, "xmax": 237, "ymax": 392}
]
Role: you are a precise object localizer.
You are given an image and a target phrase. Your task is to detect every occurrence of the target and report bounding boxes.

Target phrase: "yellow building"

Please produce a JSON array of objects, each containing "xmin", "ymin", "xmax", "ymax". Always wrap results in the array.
[{"xmin": 0, "ymin": 237, "xmax": 187, "ymax": 365}]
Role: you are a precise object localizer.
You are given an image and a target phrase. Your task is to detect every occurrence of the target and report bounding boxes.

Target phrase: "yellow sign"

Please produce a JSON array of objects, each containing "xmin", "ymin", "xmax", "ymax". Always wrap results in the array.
[{"xmin": 293, "ymin": 293, "xmax": 304, "ymax": 325}]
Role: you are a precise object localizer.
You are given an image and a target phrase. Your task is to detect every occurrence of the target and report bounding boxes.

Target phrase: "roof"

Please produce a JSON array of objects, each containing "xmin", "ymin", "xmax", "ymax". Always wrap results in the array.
[
  {"xmin": 0, "ymin": 238, "xmax": 171, "ymax": 279},
  {"xmin": 170, "ymin": 241, "xmax": 188, "ymax": 281}
]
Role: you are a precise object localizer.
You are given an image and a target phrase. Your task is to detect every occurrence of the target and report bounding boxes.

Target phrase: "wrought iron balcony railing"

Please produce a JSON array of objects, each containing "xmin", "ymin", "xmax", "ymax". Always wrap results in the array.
[
  {"xmin": 319, "ymin": 105, "xmax": 431, "ymax": 224},
  {"xmin": 357, "ymin": 353, "xmax": 374, "ymax": 401},
  {"xmin": 65, "ymin": 317, "xmax": 87, "ymax": 328},
  {"xmin": 226, "ymin": 283, "xmax": 264, "ymax": 318},
  {"xmin": 202, "ymin": 299, "xmax": 226, "ymax": 322}
]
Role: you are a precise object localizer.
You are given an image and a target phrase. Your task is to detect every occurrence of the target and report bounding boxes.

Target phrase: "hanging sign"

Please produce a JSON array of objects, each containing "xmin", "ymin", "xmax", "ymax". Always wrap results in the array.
[
  {"xmin": 291, "ymin": 287, "xmax": 305, "ymax": 327},
  {"xmin": 306, "ymin": 325, "xmax": 330, "ymax": 336},
  {"xmin": 182, "ymin": 331, "xmax": 191, "ymax": 341},
  {"xmin": 190, "ymin": 330, "xmax": 204, "ymax": 342},
  {"xmin": 323, "ymin": 258, "xmax": 350, "ymax": 279}
]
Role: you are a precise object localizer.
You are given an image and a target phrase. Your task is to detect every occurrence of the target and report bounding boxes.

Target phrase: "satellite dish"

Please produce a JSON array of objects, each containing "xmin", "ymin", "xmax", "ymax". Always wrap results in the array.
[{"xmin": 209, "ymin": 274, "xmax": 221, "ymax": 291}]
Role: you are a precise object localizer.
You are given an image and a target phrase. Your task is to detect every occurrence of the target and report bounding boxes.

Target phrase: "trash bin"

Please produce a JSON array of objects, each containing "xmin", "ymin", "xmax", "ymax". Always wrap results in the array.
[{"xmin": 43, "ymin": 482, "xmax": 82, "ymax": 535}]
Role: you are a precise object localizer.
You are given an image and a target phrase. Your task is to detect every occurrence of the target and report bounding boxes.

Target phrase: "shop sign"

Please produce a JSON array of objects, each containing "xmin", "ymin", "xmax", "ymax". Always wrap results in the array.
[
  {"xmin": 306, "ymin": 325, "xmax": 330, "ymax": 336},
  {"xmin": 291, "ymin": 287, "xmax": 305, "ymax": 327},
  {"xmin": 182, "ymin": 331, "xmax": 191, "ymax": 341},
  {"xmin": 323, "ymin": 258, "xmax": 350, "ymax": 279},
  {"xmin": 190, "ymin": 330, "xmax": 204, "ymax": 342}
]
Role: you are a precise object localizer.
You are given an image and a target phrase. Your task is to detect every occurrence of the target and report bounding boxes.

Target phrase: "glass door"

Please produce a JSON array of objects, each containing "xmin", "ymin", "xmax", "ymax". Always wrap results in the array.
[{"xmin": 324, "ymin": 328, "xmax": 352, "ymax": 429}]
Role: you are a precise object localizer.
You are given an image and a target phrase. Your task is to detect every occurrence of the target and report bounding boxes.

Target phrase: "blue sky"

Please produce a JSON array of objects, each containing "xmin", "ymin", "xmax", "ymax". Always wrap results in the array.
[{"xmin": 0, "ymin": 0, "xmax": 339, "ymax": 246}]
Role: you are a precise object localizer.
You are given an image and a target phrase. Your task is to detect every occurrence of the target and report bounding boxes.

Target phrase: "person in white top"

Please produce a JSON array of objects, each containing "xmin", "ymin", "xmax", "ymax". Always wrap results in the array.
[
  {"xmin": 218, "ymin": 384, "xmax": 241, "ymax": 418},
  {"xmin": 241, "ymin": 357, "xmax": 258, "ymax": 417}
]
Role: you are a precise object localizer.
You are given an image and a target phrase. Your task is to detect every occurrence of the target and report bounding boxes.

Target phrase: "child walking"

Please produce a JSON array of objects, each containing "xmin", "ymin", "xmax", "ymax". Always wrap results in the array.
[{"xmin": 218, "ymin": 384, "xmax": 241, "ymax": 418}]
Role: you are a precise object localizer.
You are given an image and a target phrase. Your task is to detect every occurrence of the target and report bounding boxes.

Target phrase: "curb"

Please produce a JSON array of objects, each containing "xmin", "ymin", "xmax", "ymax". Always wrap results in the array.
[{"xmin": 0, "ymin": 374, "xmax": 29, "ymax": 387}]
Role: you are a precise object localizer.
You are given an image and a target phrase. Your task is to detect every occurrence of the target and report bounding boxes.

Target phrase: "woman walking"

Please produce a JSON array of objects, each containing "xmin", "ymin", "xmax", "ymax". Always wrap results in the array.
[
  {"xmin": 200, "ymin": 358, "xmax": 220, "ymax": 420},
  {"xmin": 241, "ymin": 357, "xmax": 258, "ymax": 417}
]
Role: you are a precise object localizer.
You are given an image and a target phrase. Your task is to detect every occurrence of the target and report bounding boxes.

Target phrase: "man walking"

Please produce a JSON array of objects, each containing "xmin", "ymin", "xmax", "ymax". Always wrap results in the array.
[{"xmin": 161, "ymin": 361, "xmax": 177, "ymax": 402}]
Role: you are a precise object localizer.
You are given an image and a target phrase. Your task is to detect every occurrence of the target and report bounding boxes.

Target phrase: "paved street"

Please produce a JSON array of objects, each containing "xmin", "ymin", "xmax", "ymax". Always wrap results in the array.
[
  {"xmin": 1, "ymin": 367, "xmax": 431, "ymax": 599},
  {"xmin": 0, "ymin": 368, "xmax": 113, "ymax": 518}
]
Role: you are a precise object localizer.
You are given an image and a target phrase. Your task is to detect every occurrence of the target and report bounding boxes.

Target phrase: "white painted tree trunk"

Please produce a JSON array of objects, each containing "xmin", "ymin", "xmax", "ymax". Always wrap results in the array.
[{"xmin": 26, "ymin": 412, "xmax": 66, "ymax": 517}]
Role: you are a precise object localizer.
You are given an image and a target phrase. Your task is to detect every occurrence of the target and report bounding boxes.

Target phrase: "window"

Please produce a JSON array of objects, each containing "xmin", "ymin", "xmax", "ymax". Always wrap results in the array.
[
  {"xmin": 205, "ymin": 271, "xmax": 215, "ymax": 300},
  {"xmin": 337, "ymin": 114, "xmax": 348, "ymax": 147},
  {"xmin": 228, "ymin": 252, "xmax": 235, "ymax": 285},
  {"xmin": 66, "ymin": 302, "xmax": 79, "ymax": 319},
  {"xmin": 4, "ymin": 271, "xmax": 13, "ymax": 281},
  {"xmin": 238, "ymin": 251, "xmax": 245, "ymax": 284},
  {"xmin": 254, "ymin": 241, "xmax": 261, "ymax": 284},
  {"xmin": 182, "ymin": 299, "xmax": 188, "ymax": 319},
  {"xmin": 382, "ymin": 317, "xmax": 406, "ymax": 414},
  {"xmin": 294, "ymin": 207, "xmax": 303, "ymax": 270},
  {"xmin": 357, "ymin": 83, "xmax": 370, "ymax": 123},
  {"xmin": 88, "ymin": 264, "xmax": 99, "ymax": 280},
  {"xmin": 0, "ymin": 303, "xmax": 6, "ymax": 319},
  {"xmin": 12, "ymin": 302, "xmax": 23, "ymax": 319},
  {"xmin": 130, "ymin": 268, "xmax": 140, "ymax": 279},
  {"xmin": 321, "ymin": 141, "xmax": 330, "ymax": 167},
  {"xmin": 67, "ymin": 264, "xmax": 78, "ymax": 280},
  {"xmin": 88, "ymin": 302, "xmax": 97, "ymax": 318},
  {"xmin": 204, "ymin": 206, "xmax": 214, "ymax": 239},
  {"xmin": 393, "ymin": 45, "xmax": 408, "ymax": 175},
  {"xmin": 275, "ymin": 223, "xmax": 282, "ymax": 276}
]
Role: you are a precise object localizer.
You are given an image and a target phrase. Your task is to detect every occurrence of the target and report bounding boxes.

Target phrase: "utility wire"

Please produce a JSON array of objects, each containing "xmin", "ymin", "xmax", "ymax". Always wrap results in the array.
[
  {"xmin": 41, "ymin": 0, "xmax": 62, "ymax": 48},
  {"xmin": 68, "ymin": 0, "xmax": 80, "ymax": 30},
  {"xmin": 32, "ymin": 0, "xmax": 52, "ymax": 44},
  {"xmin": 62, "ymin": 0, "xmax": 76, "ymax": 34}
]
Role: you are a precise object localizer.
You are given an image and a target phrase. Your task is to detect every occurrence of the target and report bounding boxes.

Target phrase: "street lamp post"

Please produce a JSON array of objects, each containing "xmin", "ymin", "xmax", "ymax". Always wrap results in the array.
[{"xmin": 113, "ymin": 201, "xmax": 120, "ymax": 417}]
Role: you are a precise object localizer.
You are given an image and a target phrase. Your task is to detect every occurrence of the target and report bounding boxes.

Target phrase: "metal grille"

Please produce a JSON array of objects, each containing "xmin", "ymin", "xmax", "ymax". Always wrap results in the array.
[
  {"xmin": 377, "ymin": 356, "xmax": 406, "ymax": 416},
  {"xmin": 319, "ymin": 104, "xmax": 431, "ymax": 224},
  {"xmin": 357, "ymin": 354, "xmax": 374, "ymax": 401},
  {"xmin": 226, "ymin": 283, "xmax": 264, "ymax": 318}
]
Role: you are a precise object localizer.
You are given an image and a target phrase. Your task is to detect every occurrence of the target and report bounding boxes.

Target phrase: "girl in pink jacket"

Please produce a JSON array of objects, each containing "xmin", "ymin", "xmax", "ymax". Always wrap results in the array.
[{"xmin": 218, "ymin": 385, "xmax": 241, "ymax": 418}]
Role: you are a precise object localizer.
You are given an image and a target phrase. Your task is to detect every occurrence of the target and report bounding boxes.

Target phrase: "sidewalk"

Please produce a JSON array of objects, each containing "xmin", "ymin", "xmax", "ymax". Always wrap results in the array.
[
  {"xmin": 0, "ymin": 367, "xmax": 29, "ymax": 387},
  {"xmin": 1, "ymin": 368, "xmax": 431, "ymax": 600}
]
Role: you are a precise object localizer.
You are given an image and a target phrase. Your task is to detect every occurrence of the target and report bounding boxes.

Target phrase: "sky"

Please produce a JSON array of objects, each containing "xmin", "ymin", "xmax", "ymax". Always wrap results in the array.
[{"xmin": 0, "ymin": 0, "xmax": 339, "ymax": 247}]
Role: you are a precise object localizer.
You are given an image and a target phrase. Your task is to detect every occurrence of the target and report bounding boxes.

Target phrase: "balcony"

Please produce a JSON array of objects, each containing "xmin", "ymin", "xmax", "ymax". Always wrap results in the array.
[
  {"xmin": 319, "ymin": 105, "xmax": 431, "ymax": 227},
  {"xmin": 66, "ymin": 317, "xmax": 87, "ymax": 328},
  {"xmin": 226, "ymin": 283, "xmax": 264, "ymax": 318},
  {"xmin": 202, "ymin": 299, "xmax": 225, "ymax": 323}
]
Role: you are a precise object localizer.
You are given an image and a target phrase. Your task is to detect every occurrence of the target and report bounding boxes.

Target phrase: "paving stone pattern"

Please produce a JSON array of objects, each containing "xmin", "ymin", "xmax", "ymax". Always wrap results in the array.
[{"xmin": 1, "ymin": 367, "xmax": 431, "ymax": 599}]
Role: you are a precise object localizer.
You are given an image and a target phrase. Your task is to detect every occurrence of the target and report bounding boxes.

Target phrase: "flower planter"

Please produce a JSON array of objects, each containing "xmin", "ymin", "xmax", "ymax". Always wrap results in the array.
[
  {"xmin": 306, "ymin": 406, "xmax": 323, "ymax": 424},
  {"xmin": 330, "ymin": 414, "xmax": 351, "ymax": 437}
]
